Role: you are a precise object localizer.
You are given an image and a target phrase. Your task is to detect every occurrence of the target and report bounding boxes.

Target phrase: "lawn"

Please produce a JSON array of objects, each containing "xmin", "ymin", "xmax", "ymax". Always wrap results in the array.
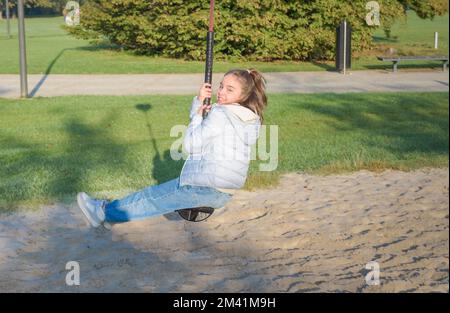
[
  {"xmin": 0, "ymin": 92, "xmax": 448, "ymax": 210},
  {"xmin": 372, "ymin": 9, "xmax": 449, "ymax": 55},
  {"xmin": 0, "ymin": 11, "xmax": 448, "ymax": 74}
]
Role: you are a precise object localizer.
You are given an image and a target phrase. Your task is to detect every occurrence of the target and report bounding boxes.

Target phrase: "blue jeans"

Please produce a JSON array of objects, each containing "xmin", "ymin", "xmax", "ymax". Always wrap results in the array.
[{"xmin": 104, "ymin": 177, "xmax": 233, "ymax": 223}]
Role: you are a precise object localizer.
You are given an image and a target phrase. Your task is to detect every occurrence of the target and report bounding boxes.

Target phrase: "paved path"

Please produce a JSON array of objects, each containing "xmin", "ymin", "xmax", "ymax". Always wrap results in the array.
[{"xmin": 0, "ymin": 70, "xmax": 448, "ymax": 98}]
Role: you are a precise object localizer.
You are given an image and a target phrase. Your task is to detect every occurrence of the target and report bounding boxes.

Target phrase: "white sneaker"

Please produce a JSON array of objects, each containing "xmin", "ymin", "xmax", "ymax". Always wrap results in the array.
[
  {"xmin": 103, "ymin": 221, "xmax": 113, "ymax": 230},
  {"xmin": 77, "ymin": 192, "xmax": 106, "ymax": 228}
]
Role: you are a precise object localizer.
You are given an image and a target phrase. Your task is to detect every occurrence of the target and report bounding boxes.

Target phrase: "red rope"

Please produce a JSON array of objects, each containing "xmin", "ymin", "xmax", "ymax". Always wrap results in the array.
[{"xmin": 209, "ymin": 0, "xmax": 215, "ymax": 32}]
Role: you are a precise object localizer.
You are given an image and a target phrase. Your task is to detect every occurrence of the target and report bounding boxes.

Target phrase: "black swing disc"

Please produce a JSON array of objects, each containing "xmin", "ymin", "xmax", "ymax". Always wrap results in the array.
[{"xmin": 177, "ymin": 207, "xmax": 215, "ymax": 222}]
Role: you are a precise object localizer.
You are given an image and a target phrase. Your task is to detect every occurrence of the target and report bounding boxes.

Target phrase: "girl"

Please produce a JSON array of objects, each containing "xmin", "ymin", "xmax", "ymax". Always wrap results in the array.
[{"xmin": 77, "ymin": 68, "xmax": 267, "ymax": 227}]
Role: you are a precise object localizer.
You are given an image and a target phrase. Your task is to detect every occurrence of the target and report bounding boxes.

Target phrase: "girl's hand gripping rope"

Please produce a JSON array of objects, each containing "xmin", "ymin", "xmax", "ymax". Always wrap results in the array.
[{"xmin": 197, "ymin": 83, "xmax": 212, "ymax": 116}]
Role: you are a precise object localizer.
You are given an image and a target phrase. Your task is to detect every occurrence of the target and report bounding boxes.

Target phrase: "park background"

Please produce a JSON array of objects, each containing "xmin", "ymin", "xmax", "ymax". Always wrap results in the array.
[{"xmin": 0, "ymin": 1, "xmax": 448, "ymax": 293}]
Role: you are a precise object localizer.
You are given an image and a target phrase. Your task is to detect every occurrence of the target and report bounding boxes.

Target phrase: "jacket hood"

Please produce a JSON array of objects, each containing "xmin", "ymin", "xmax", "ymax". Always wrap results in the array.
[
  {"xmin": 217, "ymin": 104, "xmax": 261, "ymax": 145},
  {"xmin": 223, "ymin": 104, "xmax": 260, "ymax": 122}
]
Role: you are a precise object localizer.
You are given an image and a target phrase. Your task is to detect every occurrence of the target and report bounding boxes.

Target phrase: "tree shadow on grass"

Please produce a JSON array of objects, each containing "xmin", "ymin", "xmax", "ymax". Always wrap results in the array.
[
  {"xmin": 74, "ymin": 42, "xmax": 122, "ymax": 52},
  {"xmin": 0, "ymin": 100, "xmax": 191, "ymax": 209},
  {"xmin": 0, "ymin": 110, "xmax": 140, "ymax": 207},
  {"xmin": 295, "ymin": 93, "xmax": 449, "ymax": 156},
  {"xmin": 135, "ymin": 103, "xmax": 184, "ymax": 184},
  {"xmin": 311, "ymin": 60, "xmax": 337, "ymax": 72},
  {"xmin": 372, "ymin": 35, "xmax": 399, "ymax": 43}
]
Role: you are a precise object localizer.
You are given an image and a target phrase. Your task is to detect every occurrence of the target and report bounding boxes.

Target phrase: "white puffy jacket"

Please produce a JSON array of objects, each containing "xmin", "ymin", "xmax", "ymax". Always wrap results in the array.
[{"xmin": 180, "ymin": 96, "xmax": 261, "ymax": 192}]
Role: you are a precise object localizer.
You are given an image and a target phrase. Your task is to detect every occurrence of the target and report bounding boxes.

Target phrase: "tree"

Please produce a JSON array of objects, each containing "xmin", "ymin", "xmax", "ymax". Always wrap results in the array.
[
  {"xmin": 64, "ymin": 0, "xmax": 449, "ymax": 61},
  {"xmin": 399, "ymin": 0, "xmax": 449, "ymax": 18}
]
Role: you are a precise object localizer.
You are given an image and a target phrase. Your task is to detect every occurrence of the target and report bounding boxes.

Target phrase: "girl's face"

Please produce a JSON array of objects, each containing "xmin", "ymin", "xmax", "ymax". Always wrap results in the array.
[{"xmin": 217, "ymin": 74, "xmax": 243, "ymax": 105}]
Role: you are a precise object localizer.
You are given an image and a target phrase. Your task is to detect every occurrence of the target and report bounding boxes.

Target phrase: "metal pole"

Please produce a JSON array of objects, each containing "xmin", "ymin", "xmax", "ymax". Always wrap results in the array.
[
  {"xmin": 434, "ymin": 32, "xmax": 438, "ymax": 49},
  {"xmin": 343, "ymin": 20, "xmax": 347, "ymax": 75},
  {"xmin": 17, "ymin": 0, "xmax": 28, "ymax": 98},
  {"xmin": 5, "ymin": 0, "xmax": 11, "ymax": 38}
]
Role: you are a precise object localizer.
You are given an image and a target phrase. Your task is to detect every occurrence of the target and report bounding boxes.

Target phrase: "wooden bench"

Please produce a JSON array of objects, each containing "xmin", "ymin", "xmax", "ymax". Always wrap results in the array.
[{"xmin": 377, "ymin": 55, "xmax": 448, "ymax": 72}]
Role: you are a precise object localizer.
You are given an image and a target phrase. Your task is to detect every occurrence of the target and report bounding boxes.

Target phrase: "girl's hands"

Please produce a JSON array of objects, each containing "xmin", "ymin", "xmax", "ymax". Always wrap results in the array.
[
  {"xmin": 197, "ymin": 83, "xmax": 212, "ymax": 116},
  {"xmin": 196, "ymin": 103, "xmax": 212, "ymax": 116},
  {"xmin": 198, "ymin": 83, "xmax": 212, "ymax": 102}
]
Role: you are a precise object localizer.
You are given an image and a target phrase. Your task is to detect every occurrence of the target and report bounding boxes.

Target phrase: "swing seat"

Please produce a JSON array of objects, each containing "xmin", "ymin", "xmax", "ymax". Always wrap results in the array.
[{"xmin": 176, "ymin": 207, "xmax": 215, "ymax": 222}]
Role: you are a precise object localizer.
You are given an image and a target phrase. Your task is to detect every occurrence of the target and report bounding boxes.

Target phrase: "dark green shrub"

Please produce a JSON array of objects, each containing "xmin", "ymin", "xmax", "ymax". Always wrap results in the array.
[{"xmin": 64, "ymin": 0, "xmax": 448, "ymax": 61}]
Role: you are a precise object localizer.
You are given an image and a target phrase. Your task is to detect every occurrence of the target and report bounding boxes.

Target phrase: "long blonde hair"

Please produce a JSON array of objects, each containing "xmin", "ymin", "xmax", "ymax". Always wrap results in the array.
[{"xmin": 224, "ymin": 68, "xmax": 268, "ymax": 124}]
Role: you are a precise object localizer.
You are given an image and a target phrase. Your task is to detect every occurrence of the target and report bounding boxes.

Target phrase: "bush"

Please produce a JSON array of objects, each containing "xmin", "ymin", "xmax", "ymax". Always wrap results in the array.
[{"xmin": 64, "ymin": 0, "xmax": 448, "ymax": 61}]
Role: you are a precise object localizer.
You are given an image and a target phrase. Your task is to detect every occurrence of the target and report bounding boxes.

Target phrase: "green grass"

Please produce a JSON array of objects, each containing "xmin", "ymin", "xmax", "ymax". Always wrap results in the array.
[
  {"xmin": 372, "ymin": 10, "xmax": 449, "ymax": 55},
  {"xmin": 356, "ymin": 10, "xmax": 450, "ymax": 69},
  {"xmin": 0, "ymin": 92, "xmax": 448, "ymax": 210},
  {"xmin": 0, "ymin": 11, "xmax": 448, "ymax": 74}
]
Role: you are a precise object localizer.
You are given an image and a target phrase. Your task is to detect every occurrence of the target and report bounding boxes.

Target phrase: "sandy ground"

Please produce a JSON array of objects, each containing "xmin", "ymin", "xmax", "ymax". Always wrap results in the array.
[{"xmin": 0, "ymin": 167, "xmax": 448, "ymax": 293}]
